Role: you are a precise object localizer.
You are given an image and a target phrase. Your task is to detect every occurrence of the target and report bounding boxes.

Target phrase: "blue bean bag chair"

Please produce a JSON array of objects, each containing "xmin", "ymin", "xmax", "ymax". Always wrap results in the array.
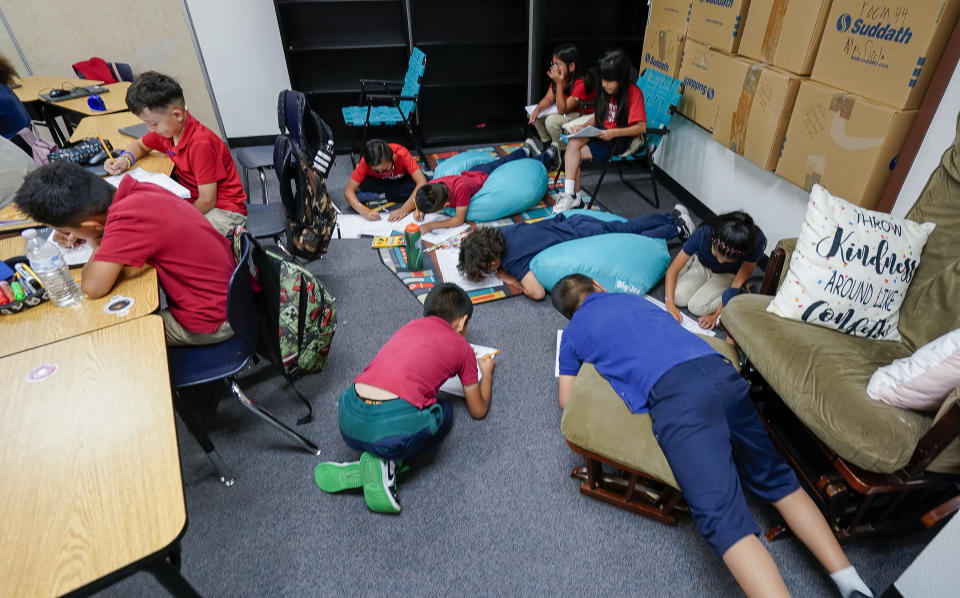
[
  {"xmin": 432, "ymin": 150, "xmax": 497, "ymax": 178},
  {"xmin": 530, "ymin": 209, "xmax": 671, "ymax": 295},
  {"xmin": 443, "ymin": 158, "xmax": 548, "ymax": 222}
]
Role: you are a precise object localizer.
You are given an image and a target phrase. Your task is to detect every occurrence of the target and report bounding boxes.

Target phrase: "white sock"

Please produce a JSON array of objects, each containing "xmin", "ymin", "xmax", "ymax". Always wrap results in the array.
[
  {"xmin": 564, "ymin": 178, "xmax": 576, "ymax": 196},
  {"xmin": 830, "ymin": 566, "xmax": 872, "ymax": 598}
]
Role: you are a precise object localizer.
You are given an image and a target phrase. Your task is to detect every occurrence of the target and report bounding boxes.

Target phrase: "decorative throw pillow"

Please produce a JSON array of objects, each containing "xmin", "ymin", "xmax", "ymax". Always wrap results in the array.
[
  {"xmin": 867, "ymin": 329, "xmax": 960, "ymax": 411},
  {"xmin": 766, "ymin": 184, "xmax": 936, "ymax": 342}
]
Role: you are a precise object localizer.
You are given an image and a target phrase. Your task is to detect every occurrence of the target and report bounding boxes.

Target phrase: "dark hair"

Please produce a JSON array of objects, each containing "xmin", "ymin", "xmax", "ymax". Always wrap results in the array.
[
  {"xmin": 594, "ymin": 49, "xmax": 633, "ymax": 130},
  {"xmin": 414, "ymin": 183, "xmax": 450, "ymax": 213},
  {"xmin": 362, "ymin": 139, "xmax": 393, "ymax": 167},
  {"xmin": 550, "ymin": 274, "xmax": 596, "ymax": 320},
  {"xmin": 423, "ymin": 283, "xmax": 473, "ymax": 323},
  {"xmin": 708, "ymin": 211, "xmax": 758, "ymax": 259},
  {"xmin": 552, "ymin": 43, "xmax": 583, "ymax": 95},
  {"xmin": 457, "ymin": 227, "xmax": 505, "ymax": 281},
  {"xmin": 14, "ymin": 162, "xmax": 115, "ymax": 226},
  {"xmin": 0, "ymin": 54, "xmax": 18, "ymax": 86},
  {"xmin": 125, "ymin": 71, "xmax": 185, "ymax": 114}
]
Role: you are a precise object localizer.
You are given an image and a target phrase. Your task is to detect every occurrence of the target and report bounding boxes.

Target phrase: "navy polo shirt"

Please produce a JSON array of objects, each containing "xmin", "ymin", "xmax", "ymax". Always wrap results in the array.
[
  {"xmin": 558, "ymin": 293, "xmax": 716, "ymax": 413},
  {"xmin": 500, "ymin": 214, "xmax": 580, "ymax": 280},
  {"xmin": 0, "ymin": 86, "xmax": 29, "ymax": 140},
  {"xmin": 682, "ymin": 225, "xmax": 766, "ymax": 274}
]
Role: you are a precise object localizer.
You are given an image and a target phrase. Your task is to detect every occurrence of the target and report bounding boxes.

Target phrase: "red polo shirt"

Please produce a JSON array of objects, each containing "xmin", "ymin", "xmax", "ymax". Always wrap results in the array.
[
  {"xmin": 95, "ymin": 176, "xmax": 235, "ymax": 334},
  {"xmin": 141, "ymin": 112, "xmax": 247, "ymax": 215},
  {"xmin": 350, "ymin": 143, "xmax": 420, "ymax": 184},
  {"xmin": 429, "ymin": 171, "xmax": 488, "ymax": 209},
  {"xmin": 571, "ymin": 78, "xmax": 596, "ymax": 114},
  {"xmin": 602, "ymin": 84, "xmax": 646, "ymax": 129}
]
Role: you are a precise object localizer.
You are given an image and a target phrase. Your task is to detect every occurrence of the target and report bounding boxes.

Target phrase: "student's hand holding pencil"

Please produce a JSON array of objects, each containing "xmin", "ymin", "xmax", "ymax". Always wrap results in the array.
[{"xmin": 478, "ymin": 354, "xmax": 496, "ymax": 377}]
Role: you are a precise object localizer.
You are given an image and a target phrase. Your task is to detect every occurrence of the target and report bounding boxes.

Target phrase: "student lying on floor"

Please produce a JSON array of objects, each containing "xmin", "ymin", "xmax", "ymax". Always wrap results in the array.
[
  {"xmin": 456, "ymin": 207, "xmax": 693, "ymax": 300},
  {"xmin": 550, "ymin": 273, "xmax": 874, "ymax": 598}
]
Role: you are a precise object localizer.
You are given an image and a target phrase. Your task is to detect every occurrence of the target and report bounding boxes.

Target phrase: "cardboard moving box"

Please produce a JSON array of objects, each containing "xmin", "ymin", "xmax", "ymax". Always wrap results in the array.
[
  {"xmin": 678, "ymin": 39, "xmax": 734, "ymax": 131},
  {"xmin": 713, "ymin": 58, "xmax": 802, "ymax": 170},
  {"xmin": 811, "ymin": 0, "xmax": 960, "ymax": 109},
  {"xmin": 649, "ymin": 0, "xmax": 692, "ymax": 35},
  {"xmin": 738, "ymin": 0, "xmax": 833, "ymax": 75},
  {"xmin": 642, "ymin": 27, "xmax": 686, "ymax": 79},
  {"xmin": 687, "ymin": 0, "xmax": 752, "ymax": 53},
  {"xmin": 776, "ymin": 80, "xmax": 917, "ymax": 209}
]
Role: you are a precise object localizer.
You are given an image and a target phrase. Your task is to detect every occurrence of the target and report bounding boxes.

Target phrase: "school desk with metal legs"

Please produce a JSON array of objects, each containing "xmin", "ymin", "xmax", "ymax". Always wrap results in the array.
[
  {"xmin": 0, "ymin": 315, "xmax": 202, "ymax": 597},
  {"xmin": 70, "ymin": 111, "xmax": 174, "ymax": 176}
]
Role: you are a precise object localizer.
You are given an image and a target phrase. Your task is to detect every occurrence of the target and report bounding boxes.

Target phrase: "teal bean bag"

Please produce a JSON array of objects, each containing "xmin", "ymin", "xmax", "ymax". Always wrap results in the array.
[
  {"xmin": 443, "ymin": 158, "xmax": 548, "ymax": 222},
  {"xmin": 530, "ymin": 210, "xmax": 671, "ymax": 295},
  {"xmin": 432, "ymin": 150, "xmax": 497, "ymax": 178}
]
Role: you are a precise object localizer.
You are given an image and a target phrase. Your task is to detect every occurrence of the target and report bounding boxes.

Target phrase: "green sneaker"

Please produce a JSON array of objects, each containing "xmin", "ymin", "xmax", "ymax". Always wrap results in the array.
[
  {"xmin": 314, "ymin": 460, "xmax": 363, "ymax": 493},
  {"xmin": 360, "ymin": 451, "xmax": 400, "ymax": 514}
]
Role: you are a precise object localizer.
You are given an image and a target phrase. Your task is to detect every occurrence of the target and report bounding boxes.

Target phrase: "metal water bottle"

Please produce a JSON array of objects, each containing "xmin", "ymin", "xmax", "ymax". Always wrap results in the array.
[{"xmin": 404, "ymin": 223, "xmax": 423, "ymax": 270}]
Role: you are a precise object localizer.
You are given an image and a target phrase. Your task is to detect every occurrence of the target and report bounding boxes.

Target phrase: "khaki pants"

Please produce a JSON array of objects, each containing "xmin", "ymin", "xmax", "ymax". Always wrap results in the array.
[
  {"xmin": 533, "ymin": 111, "xmax": 581, "ymax": 148},
  {"xmin": 160, "ymin": 309, "xmax": 234, "ymax": 346},
  {"xmin": 674, "ymin": 256, "xmax": 735, "ymax": 316},
  {"xmin": 205, "ymin": 208, "xmax": 247, "ymax": 237}
]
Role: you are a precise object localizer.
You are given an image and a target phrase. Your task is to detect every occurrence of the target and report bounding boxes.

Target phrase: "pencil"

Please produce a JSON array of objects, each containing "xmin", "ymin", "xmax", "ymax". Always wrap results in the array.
[
  {"xmin": 480, "ymin": 349, "xmax": 501, "ymax": 361},
  {"xmin": 370, "ymin": 201, "xmax": 396, "ymax": 213},
  {"xmin": 94, "ymin": 129, "xmax": 114, "ymax": 161}
]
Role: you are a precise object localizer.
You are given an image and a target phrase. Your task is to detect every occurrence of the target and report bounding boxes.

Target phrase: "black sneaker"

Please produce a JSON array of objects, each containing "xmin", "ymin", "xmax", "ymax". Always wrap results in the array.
[
  {"xmin": 523, "ymin": 137, "xmax": 544, "ymax": 157},
  {"xmin": 541, "ymin": 144, "xmax": 562, "ymax": 172}
]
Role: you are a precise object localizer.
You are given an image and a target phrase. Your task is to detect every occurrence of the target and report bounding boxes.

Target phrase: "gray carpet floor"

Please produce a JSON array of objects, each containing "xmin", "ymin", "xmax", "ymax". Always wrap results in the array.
[{"xmin": 102, "ymin": 143, "xmax": 932, "ymax": 597}]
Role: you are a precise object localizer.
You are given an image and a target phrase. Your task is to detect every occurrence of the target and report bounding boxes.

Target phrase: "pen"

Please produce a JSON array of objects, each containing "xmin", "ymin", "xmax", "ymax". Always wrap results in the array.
[
  {"xmin": 94, "ymin": 129, "xmax": 114, "ymax": 161},
  {"xmin": 480, "ymin": 349, "xmax": 501, "ymax": 361}
]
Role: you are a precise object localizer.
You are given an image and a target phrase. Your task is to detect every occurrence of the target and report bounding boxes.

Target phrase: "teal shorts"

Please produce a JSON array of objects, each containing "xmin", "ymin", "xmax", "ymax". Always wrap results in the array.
[{"xmin": 337, "ymin": 386, "xmax": 453, "ymax": 461}]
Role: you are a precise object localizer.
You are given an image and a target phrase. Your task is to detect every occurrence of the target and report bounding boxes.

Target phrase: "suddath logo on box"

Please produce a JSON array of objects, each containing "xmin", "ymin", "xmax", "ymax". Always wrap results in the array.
[
  {"xmin": 645, "ymin": 53, "xmax": 671, "ymax": 71},
  {"xmin": 836, "ymin": 13, "xmax": 913, "ymax": 44},
  {"xmin": 683, "ymin": 76, "xmax": 715, "ymax": 99}
]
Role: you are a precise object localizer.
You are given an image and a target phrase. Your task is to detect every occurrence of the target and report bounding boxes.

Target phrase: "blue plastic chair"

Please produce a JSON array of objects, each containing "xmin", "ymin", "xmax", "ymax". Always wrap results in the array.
[
  {"xmin": 341, "ymin": 47, "xmax": 427, "ymax": 166},
  {"xmin": 586, "ymin": 68, "xmax": 683, "ymax": 209},
  {"xmin": 168, "ymin": 235, "xmax": 320, "ymax": 486}
]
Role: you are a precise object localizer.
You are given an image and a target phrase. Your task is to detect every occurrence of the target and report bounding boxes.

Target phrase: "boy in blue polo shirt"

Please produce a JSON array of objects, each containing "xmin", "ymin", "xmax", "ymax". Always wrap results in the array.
[{"xmin": 551, "ymin": 273, "xmax": 873, "ymax": 598}]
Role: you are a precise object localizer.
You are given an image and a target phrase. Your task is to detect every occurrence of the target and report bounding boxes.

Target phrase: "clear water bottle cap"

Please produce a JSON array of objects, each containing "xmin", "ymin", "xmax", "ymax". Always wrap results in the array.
[{"xmin": 21, "ymin": 228, "xmax": 37, "ymax": 239}]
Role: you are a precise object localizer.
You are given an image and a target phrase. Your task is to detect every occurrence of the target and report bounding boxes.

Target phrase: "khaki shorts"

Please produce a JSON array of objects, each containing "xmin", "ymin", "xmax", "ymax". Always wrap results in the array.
[
  {"xmin": 160, "ymin": 309, "xmax": 234, "ymax": 346},
  {"xmin": 205, "ymin": 208, "xmax": 247, "ymax": 237}
]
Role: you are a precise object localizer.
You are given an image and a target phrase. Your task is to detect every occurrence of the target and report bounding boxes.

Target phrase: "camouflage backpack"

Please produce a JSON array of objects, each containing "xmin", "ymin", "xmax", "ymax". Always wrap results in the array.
[{"xmin": 233, "ymin": 230, "xmax": 337, "ymax": 422}]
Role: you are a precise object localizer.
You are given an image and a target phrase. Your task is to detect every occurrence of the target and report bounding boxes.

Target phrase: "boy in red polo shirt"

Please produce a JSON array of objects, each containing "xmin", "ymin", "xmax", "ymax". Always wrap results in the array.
[
  {"xmin": 15, "ymin": 162, "xmax": 235, "ymax": 346},
  {"xmin": 344, "ymin": 139, "xmax": 428, "ymax": 221},
  {"xmin": 105, "ymin": 71, "xmax": 247, "ymax": 237}
]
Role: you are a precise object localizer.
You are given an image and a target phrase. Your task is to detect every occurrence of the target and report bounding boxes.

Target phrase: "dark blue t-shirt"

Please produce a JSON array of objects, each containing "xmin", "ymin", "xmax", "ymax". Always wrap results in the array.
[
  {"xmin": 681, "ymin": 224, "xmax": 766, "ymax": 274},
  {"xmin": 558, "ymin": 293, "xmax": 716, "ymax": 413},
  {"xmin": 0, "ymin": 86, "xmax": 29, "ymax": 140},
  {"xmin": 500, "ymin": 213, "xmax": 581, "ymax": 280}
]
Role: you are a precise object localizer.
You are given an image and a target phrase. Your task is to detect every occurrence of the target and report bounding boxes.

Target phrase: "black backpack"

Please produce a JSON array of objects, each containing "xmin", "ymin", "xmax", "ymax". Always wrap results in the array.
[{"xmin": 274, "ymin": 90, "xmax": 338, "ymax": 261}]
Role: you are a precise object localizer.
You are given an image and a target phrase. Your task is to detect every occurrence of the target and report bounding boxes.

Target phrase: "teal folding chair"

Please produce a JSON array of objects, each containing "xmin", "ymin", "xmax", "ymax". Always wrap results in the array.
[
  {"xmin": 341, "ymin": 47, "xmax": 427, "ymax": 167},
  {"xmin": 586, "ymin": 68, "xmax": 684, "ymax": 210}
]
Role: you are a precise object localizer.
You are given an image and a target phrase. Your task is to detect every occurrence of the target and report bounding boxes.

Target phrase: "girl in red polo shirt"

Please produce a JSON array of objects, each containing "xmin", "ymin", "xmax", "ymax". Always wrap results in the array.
[
  {"xmin": 527, "ymin": 44, "xmax": 596, "ymax": 151},
  {"xmin": 344, "ymin": 139, "xmax": 428, "ymax": 221},
  {"xmin": 554, "ymin": 49, "xmax": 647, "ymax": 213}
]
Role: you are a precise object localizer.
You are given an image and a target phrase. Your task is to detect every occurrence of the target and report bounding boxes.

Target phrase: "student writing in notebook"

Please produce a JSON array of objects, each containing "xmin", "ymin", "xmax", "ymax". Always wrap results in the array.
[
  {"xmin": 344, "ymin": 139, "xmax": 428, "ymax": 222},
  {"xmin": 527, "ymin": 44, "xmax": 595, "ymax": 151},
  {"xmin": 104, "ymin": 71, "xmax": 247, "ymax": 237}
]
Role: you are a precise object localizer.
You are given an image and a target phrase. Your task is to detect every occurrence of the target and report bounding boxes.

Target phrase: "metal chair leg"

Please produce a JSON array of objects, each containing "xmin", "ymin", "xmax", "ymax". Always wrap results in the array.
[
  {"xmin": 228, "ymin": 380, "xmax": 322, "ymax": 455},
  {"xmin": 172, "ymin": 391, "xmax": 236, "ymax": 486},
  {"xmin": 256, "ymin": 166, "xmax": 268, "ymax": 204},
  {"xmin": 586, "ymin": 159, "xmax": 613, "ymax": 210},
  {"xmin": 406, "ymin": 117, "xmax": 428, "ymax": 168}
]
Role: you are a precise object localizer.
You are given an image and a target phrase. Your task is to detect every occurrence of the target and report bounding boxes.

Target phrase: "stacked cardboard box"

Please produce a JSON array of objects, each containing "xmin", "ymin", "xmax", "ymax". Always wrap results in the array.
[
  {"xmin": 677, "ymin": 39, "xmax": 735, "ymax": 131},
  {"xmin": 738, "ymin": 0, "xmax": 833, "ymax": 75},
  {"xmin": 642, "ymin": 27, "xmax": 686, "ymax": 79},
  {"xmin": 713, "ymin": 58, "xmax": 802, "ymax": 170},
  {"xmin": 687, "ymin": 0, "xmax": 752, "ymax": 54},
  {"xmin": 649, "ymin": 0, "xmax": 692, "ymax": 36}
]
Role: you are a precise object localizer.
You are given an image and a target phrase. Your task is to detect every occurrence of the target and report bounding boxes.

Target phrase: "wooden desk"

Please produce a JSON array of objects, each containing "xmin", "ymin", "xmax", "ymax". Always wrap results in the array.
[
  {"xmin": 48, "ymin": 81, "xmax": 130, "ymax": 117},
  {"xmin": 0, "ymin": 203, "xmax": 35, "ymax": 235},
  {"xmin": 70, "ymin": 112, "xmax": 174, "ymax": 176},
  {"xmin": 0, "ymin": 316, "xmax": 200, "ymax": 597},
  {"xmin": 0, "ymin": 235, "xmax": 159, "ymax": 359},
  {"xmin": 12, "ymin": 75, "xmax": 104, "ymax": 103}
]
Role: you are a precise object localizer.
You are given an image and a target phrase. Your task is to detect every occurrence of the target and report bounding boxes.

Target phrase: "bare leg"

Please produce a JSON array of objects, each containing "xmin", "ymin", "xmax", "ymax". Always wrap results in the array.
[
  {"xmin": 722, "ymin": 535, "xmax": 791, "ymax": 598},
  {"xmin": 563, "ymin": 138, "xmax": 588, "ymax": 193},
  {"xmin": 773, "ymin": 488, "xmax": 850, "ymax": 573}
]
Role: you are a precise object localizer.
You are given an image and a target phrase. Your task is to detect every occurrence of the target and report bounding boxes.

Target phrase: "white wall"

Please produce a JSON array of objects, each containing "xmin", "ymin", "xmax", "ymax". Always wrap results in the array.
[
  {"xmin": 184, "ymin": 0, "xmax": 290, "ymax": 140},
  {"xmin": 894, "ymin": 512, "xmax": 960, "ymax": 596}
]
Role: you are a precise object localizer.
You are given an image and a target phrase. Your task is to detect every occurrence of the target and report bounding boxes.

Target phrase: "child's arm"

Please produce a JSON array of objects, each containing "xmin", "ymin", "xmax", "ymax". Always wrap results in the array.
[
  {"xmin": 698, "ymin": 260, "xmax": 757, "ymax": 330},
  {"xmin": 497, "ymin": 269, "xmax": 546, "ymax": 301},
  {"xmin": 343, "ymin": 178, "xmax": 381, "ymax": 221},
  {"xmin": 104, "ymin": 139, "xmax": 151, "ymax": 175},
  {"xmin": 462, "ymin": 357, "xmax": 495, "ymax": 419},
  {"xmin": 596, "ymin": 121, "xmax": 646, "ymax": 141},
  {"xmin": 664, "ymin": 250, "xmax": 691, "ymax": 324},
  {"xmin": 558, "ymin": 375, "xmax": 576, "ymax": 410},
  {"xmin": 194, "ymin": 182, "xmax": 217, "ymax": 214},
  {"xmin": 387, "ymin": 168, "xmax": 428, "ymax": 222},
  {"xmin": 567, "ymin": 114, "xmax": 596, "ymax": 134},
  {"xmin": 418, "ymin": 205, "xmax": 466, "ymax": 234},
  {"xmin": 529, "ymin": 87, "xmax": 556, "ymax": 124}
]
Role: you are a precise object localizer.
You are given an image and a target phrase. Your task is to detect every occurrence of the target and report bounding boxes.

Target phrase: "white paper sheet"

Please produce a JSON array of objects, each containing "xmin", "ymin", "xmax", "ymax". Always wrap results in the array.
[
  {"xmin": 555, "ymin": 329, "xmax": 563, "ymax": 377},
  {"xmin": 334, "ymin": 211, "xmax": 450, "ymax": 240},
  {"xmin": 48, "ymin": 230, "xmax": 93, "ymax": 266},
  {"xmin": 105, "ymin": 168, "xmax": 190, "ymax": 199},
  {"xmin": 433, "ymin": 246, "xmax": 500, "ymax": 291},
  {"xmin": 563, "ymin": 125, "xmax": 603, "ymax": 139},
  {"xmin": 439, "ymin": 344, "xmax": 498, "ymax": 397},
  {"xmin": 525, "ymin": 103, "xmax": 558, "ymax": 118},
  {"xmin": 422, "ymin": 224, "xmax": 469, "ymax": 246},
  {"xmin": 642, "ymin": 295, "xmax": 717, "ymax": 337}
]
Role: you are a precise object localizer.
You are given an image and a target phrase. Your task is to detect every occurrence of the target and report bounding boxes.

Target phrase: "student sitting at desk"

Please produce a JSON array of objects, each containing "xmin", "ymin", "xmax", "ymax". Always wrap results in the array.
[
  {"xmin": 345, "ymin": 139, "xmax": 428, "ymax": 222},
  {"xmin": 457, "ymin": 208, "xmax": 692, "ymax": 300},
  {"xmin": 15, "ymin": 161, "xmax": 235, "ymax": 346},
  {"xmin": 104, "ymin": 71, "xmax": 247, "ymax": 237},
  {"xmin": 412, "ymin": 144, "xmax": 560, "ymax": 235}
]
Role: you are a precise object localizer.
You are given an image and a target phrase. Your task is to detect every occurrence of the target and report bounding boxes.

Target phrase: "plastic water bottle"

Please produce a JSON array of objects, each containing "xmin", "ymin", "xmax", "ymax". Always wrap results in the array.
[{"xmin": 22, "ymin": 229, "xmax": 82, "ymax": 307}]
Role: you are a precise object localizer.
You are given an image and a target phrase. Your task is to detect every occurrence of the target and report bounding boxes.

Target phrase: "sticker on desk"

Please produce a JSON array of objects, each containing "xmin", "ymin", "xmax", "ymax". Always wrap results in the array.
[
  {"xmin": 103, "ymin": 295, "xmax": 134, "ymax": 317},
  {"xmin": 26, "ymin": 363, "xmax": 57, "ymax": 383}
]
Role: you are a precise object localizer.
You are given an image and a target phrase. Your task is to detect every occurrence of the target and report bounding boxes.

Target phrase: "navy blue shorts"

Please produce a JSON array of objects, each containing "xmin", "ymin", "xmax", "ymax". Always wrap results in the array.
[
  {"xmin": 648, "ymin": 354, "xmax": 800, "ymax": 557},
  {"xmin": 587, "ymin": 139, "xmax": 615, "ymax": 162}
]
